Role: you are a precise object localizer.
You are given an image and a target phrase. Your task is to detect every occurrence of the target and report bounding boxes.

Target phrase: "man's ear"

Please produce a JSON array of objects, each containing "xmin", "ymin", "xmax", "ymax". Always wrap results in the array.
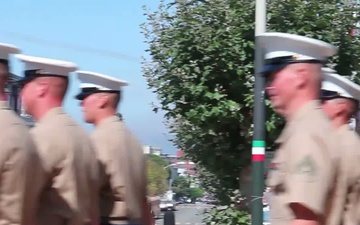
[
  {"xmin": 35, "ymin": 79, "xmax": 49, "ymax": 97},
  {"xmin": 335, "ymin": 100, "xmax": 348, "ymax": 117},
  {"xmin": 97, "ymin": 93, "xmax": 109, "ymax": 108},
  {"xmin": 293, "ymin": 66, "xmax": 308, "ymax": 88}
]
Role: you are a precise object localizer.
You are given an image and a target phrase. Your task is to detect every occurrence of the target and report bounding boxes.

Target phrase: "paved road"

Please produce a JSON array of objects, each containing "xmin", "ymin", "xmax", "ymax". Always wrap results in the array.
[{"xmin": 156, "ymin": 203, "xmax": 212, "ymax": 225}]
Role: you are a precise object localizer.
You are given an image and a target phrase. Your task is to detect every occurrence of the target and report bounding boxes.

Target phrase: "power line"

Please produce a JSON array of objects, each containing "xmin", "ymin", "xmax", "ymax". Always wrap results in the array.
[{"xmin": 0, "ymin": 30, "xmax": 140, "ymax": 63}]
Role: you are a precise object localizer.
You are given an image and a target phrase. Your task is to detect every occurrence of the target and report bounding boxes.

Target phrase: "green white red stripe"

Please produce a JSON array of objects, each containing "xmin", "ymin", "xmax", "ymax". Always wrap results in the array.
[{"xmin": 252, "ymin": 140, "xmax": 265, "ymax": 161}]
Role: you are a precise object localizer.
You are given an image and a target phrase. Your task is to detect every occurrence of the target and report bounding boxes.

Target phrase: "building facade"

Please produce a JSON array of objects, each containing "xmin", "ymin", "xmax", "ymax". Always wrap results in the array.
[
  {"xmin": 160, "ymin": 153, "xmax": 177, "ymax": 164},
  {"xmin": 171, "ymin": 150, "xmax": 197, "ymax": 177},
  {"xmin": 143, "ymin": 145, "xmax": 162, "ymax": 156}
]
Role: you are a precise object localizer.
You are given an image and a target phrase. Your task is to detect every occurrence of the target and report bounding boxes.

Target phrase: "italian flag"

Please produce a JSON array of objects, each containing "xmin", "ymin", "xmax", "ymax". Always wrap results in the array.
[{"xmin": 252, "ymin": 140, "xmax": 265, "ymax": 161}]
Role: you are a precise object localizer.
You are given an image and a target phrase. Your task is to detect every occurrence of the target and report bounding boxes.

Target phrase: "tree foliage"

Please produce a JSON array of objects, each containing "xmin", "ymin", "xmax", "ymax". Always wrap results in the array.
[
  {"xmin": 148, "ymin": 153, "xmax": 172, "ymax": 179},
  {"xmin": 141, "ymin": 0, "xmax": 360, "ymax": 198},
  {"xmin": 187, "ymin": 187, "xmax": 205, "ymax": 200},
  {"xmin": 196, "ymin": 167, "xmax": 234, "ymax": 204},
  {"xmin": 203, "ymin": 189, "xmax": 250, "ymax": 225},
  {"xmin": 147, "ymin": 154, "xmax": 169, "ymax": 196},
  {"xmin": 172, "ymin": 176, "xmax": 191, "ymax": 198},
  {"xmin": 204, "ymin": 207, "xmax": 250, "ymax": 225},
  {"xmin": 172, "ymin": 176, "xmax": 190, "ymax": 190},
  {"xmin": 148, "ymin": 154, "xmax": 169, "ymax": 168},
  {"xmin": 172, "ymin": 176, "xmax": 204, "ymax": 200}
]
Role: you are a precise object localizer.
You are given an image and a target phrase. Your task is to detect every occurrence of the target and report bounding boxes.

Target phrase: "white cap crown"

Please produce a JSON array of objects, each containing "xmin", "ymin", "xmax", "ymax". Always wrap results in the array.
[
  {"xmin": 0, "ymin": 42, "xmax": 20, "ymax": 60},
  {"xmin": 257, "ymin": 32, "xmax": 338, "ymax": 61},
  {"xmin": 76, "ymin": 70, "xmax": 129, "ymax": 91},
  {"xmin": 16, "ymin": 54, "xmax": 77, "ymax": 76},
  {"xmin": 322, "ymin": 67, "xmax": 360, "ymax": 102}
]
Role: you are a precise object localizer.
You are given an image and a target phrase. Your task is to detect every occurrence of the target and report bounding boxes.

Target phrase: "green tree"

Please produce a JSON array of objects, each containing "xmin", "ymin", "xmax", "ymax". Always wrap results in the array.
[
  {"xmin": 147, "ymin": 153, "xmax": 171, "ymax": 180},
  {"xmin": 147, "ymin": 155, "xmax": 169, "ymax": 196},
  {"xmin": 196, "ymin": 167, "xmax": 234, "ymax": 204},
  {"xmin": 171, "ymin": 176, "xmax": 205, "ymax": 200},
  {"xmin": 185, "ymin": 187, "xmax": 205, "ymax": 200},
  {"xmin": 171, "ymin": 176, "xmax": 190, "ymax": 197},
  {"xmin": 172, "ymin": 176, "xmax": 190, "ymax": 189},
  {"xmin": 148, "ymin": 154, "xmax": 169, "ymax": 168},
  {"xmin": 142, "ymin": 0, "xmax": 360, "ymax": 202}
]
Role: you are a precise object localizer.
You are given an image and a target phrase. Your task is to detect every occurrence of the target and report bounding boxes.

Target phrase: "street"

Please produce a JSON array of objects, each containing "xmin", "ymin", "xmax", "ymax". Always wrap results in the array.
[{"xmin": 156, "ymin": 203, "xmax": 212, "ymax": 225}]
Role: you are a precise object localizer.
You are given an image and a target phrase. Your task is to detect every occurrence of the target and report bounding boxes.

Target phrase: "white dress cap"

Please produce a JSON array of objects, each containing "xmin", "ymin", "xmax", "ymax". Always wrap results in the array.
[
  {"xmin": 76, "ymin": 70, "xmax": 129, "ymax": 91},
  {"xmin": 0, "ymin": 42, "xmax": 21, "ymax": 60},
  {"xmin": 257, "ymin": 32, "xmax": 338, "ymax": 61},
  {"xmin": 16, "ymin": 54, "xmax": 77, "ymax": 76},
  {"xmin": 321, "ymin": 67, "xmax": 360, "ymax": 102}
]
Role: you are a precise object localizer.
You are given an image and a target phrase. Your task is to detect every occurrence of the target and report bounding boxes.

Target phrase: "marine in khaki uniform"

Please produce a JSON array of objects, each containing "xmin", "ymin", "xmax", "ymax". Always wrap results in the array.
[
  {"xmin": 74, "ymin": 71, "xmax": 153, "ymax": 225},
  {"xmin": 0, "ymin": 44, "xmax": 43, "ymax": 225},
  {"xmin": 320, "ymin": 68, "xmax": 360, "ymax": 225},
  {"xmin": 17, "ymin": 55, "xmax": 100, "ymax": 225},
  {"xmin": 258, "ymin": 32, "xmax": 340, "ymax": 225}
]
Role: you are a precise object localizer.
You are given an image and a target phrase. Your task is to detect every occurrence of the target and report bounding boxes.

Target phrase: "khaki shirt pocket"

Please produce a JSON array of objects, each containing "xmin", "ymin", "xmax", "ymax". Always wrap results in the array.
[
  {"xmin": 267, "ymin": 154, "xmax": 286, "ymax": 188},
  {"xmin": 266, "ymin": 155, "xmax": 290, "ymax": 221}
]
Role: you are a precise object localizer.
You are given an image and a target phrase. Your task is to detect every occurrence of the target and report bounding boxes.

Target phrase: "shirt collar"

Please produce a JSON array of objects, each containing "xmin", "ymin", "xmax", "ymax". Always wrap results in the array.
[
  {"xmin": 96, "ymin": 115, "xmax": 120, "ymax": 129},
  {"xmin": 275, "ymin": 100, "xmax": 322, "ymax": 144},
  {"xmin": 37, "ymin": 107, "xmax": 65, "ymax": 124}
]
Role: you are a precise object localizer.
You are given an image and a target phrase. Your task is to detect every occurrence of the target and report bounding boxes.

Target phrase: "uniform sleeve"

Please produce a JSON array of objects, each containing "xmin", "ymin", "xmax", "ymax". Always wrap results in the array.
[
  {"xmin": 0, "ymin": 130, "xmax": 26, "ymax": 223},
  {"xmin": 90, "ymin": 134, "xmax": 107, "ymax": 189},
  {"xmin": 342, "ymin": 146, "xmax": 360, "ymax": 224},
  {"xmin": 352, "ymin": 180, "xmax": 360, "ymax": 223},
  {"xmin": 0, "ymin": 126, "xmax": 45, "ymax": 224},
  {"xmin": 124, "ymin": 135, "xmax": 148, "ymax": 220},
  {"xmin": 92, "ymin": 134, "xmax": 126, "ymax": 200},
  {"xmin": 287, "ymin": 133, "xmax": 335, "ymax": 215},
  {"xmin": 110, "ymin": 138, "xmax": 127, "ymax": 201},
  {"xmin": 22, "ymin": 141, "xmax": 46, "ymax": 225},
  {"xmin": 344, "ymin": 140, "xmax": 360, "ymax": 185}
]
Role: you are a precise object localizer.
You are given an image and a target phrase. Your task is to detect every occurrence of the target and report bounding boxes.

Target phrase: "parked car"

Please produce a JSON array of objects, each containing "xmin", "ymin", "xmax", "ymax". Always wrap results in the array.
[
  {"xmin": 175, "ymin": 197, "xmax": 187, "ymax": 204},
  {"xmin": 160, "ymin": 200, "xmax": 176, "ymax": 211}
]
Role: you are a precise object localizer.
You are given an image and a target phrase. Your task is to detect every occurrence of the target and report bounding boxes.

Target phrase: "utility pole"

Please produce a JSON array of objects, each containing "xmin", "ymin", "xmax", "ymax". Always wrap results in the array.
[{"xmin": 251, "ymin": 0, "xmax": 266, "ymax": 224}]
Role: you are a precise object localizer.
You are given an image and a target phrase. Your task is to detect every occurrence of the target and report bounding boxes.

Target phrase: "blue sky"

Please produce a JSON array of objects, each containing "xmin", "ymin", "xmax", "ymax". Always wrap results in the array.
[{"xmin": 1, "ymin": 0, "xmax": 177, "ymax": 154}]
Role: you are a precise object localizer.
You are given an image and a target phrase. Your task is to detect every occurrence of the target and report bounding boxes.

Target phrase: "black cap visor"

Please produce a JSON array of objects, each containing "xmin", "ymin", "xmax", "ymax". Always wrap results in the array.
[
  {"xmin": 321, "ymin": 89, "xmax": 359, "ymax": 109},
  {"xmin": 75, "ymin": 87, "xmax": 120, "ymax": 100}
]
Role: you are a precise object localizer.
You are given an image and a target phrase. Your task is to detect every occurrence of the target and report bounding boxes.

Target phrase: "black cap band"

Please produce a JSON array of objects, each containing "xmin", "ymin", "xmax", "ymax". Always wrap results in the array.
[
  {"xmin": 75, "ymin": 87, "xmax": 120, "ymax": 100},
  {"xmin": 17, "ymin": 69, "xmax": 68, "ymax": 86},
  {"xmin": 321, "ymin": 89, "xmax": 359, "ymax": 110},
  {"xmin": 320, "ymin": 89, "xmax": 340, "ymax": 99},
  {"xmin": 0, "ymin": 59, "xmax": 9, "ymax": 68},
  {"xmin": 261, "ymin": 56, "xmax": 327, "ymax": 77}
]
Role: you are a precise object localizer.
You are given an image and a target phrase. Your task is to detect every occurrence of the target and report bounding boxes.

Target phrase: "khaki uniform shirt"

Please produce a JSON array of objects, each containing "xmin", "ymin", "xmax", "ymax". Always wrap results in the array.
[
  {"xmin": 327, "ymin": 125, "xmax": 360, "ymax": 225},
  {"xmin": 31, "ymin": 107, "xmax": 99, "ymax": 225},
  {"xmin": 91, "ymin": 115, "xmax": 147, "ymax": 222},
  {"xmin": 0, "ymin": 101, "xmax": 42, "ymax": 225},
  {"xmin": 267, "ymin": 100, "xmax": 340, "ymax": 225}
]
